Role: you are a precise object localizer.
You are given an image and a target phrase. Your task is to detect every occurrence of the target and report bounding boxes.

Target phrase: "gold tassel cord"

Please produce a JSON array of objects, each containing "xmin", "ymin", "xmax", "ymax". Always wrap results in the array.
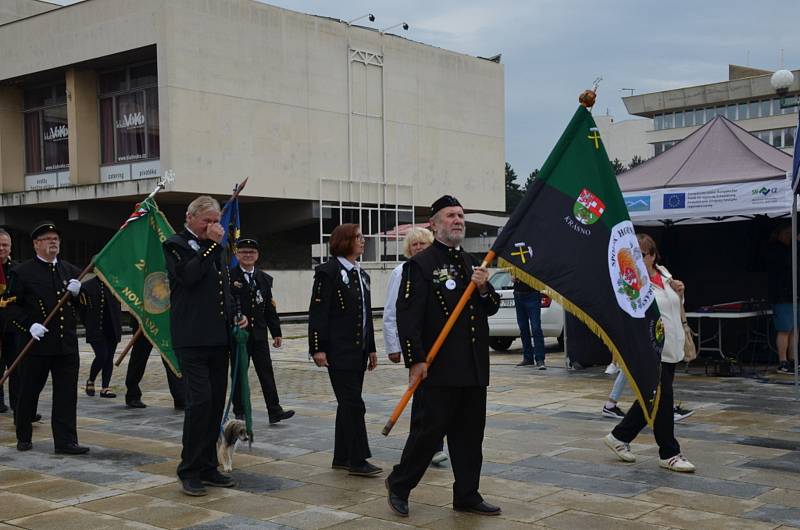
[{"xmin": 498, "ymin": 257, "xmax": 662, "ymax": 428}]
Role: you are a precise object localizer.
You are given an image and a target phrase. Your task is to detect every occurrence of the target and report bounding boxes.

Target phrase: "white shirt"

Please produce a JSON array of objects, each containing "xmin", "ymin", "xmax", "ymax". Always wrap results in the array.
[
  {"xmin": 653, "ymin": 265, "xmax": 685, "ymax": 364},
  {"xmin": 336, "ymin": 256, "xmax": 367, "ymax": 333},
  {"xmin": 383, "ymin": 263, "xmax": 405, "ymax": 355},
  {"xmin": 240, "ymin": 265, "xmax": 255, "ymax": 284}
]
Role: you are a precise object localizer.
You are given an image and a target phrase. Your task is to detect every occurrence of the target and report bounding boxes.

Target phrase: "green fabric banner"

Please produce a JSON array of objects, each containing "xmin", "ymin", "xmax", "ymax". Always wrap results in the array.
[
  {"xmin": 492, "ymin": 105, "xmax": 663, "ymax": 426},
  {"xmin": 94, "ymin": 197, "xmax": 180, "ymax": 376}
]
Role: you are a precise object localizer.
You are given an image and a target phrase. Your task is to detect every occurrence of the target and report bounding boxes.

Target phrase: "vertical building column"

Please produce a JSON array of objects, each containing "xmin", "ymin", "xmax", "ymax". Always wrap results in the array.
[
  {"xmin": 0, "ymin": 87, "xmax": 24, "ymax": 193},
  {"xmin": 66, "ymin": 68, "xmax": 99, "ymax": 186}
]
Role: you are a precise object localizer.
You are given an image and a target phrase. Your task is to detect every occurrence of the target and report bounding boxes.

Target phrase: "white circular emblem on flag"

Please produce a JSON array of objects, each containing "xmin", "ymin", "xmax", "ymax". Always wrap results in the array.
[{"xmin": 608, "ymin": 220, "xmax": 654, "ymax": 318}]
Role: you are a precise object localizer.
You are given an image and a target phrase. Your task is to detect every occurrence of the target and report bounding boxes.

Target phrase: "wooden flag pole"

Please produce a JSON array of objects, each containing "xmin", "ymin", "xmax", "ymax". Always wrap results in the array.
[
  {"xmin": 381, "ymin": 250, "xmax": 496, "ymax": 436},
  {"xmin": 114, "ymin": 328, "xmax": 143, "ymax": 366},
  {"xmin": 0, "ymin": 173, "xmax": 175, "ymax": 387}
]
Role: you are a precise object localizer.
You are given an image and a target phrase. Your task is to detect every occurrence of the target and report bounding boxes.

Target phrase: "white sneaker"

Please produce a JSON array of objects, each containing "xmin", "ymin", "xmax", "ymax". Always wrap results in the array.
[
  {"xmin": 659, "ymin": 454, "xmax": 696, "ymax": 473},
  {"xmin": 431, "ymin": 451, "xmax": 449, "ymax": 465},
  {"xmin": 604, "ymin": 433, "xmax": 636, "ymax": 462}
]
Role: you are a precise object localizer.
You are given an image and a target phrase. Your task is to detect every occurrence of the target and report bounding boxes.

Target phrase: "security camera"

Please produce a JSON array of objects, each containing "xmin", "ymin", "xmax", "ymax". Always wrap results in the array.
[
  {"xmin": 369, "ymin": 14, "xmax": 375, "ymax": 22},
  {"xmin": 402, "ymin": 23, "xmax": 409, "ymax": 30}
]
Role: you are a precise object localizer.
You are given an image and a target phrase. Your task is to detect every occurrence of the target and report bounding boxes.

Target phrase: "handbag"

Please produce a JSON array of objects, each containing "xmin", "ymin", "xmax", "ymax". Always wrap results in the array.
[{"xmin": 680, "ymin": 303, "xmax": 697, "ymax": 362}]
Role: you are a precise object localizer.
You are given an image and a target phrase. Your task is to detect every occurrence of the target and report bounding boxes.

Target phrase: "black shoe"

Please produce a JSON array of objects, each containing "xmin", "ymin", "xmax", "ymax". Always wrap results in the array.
[
  {"xmin": 0, "ymin": 402, "xmax": 7, "ymax": 413},
  {"xmin": 181, "ymin": 478, "xmax": 207, "ymax": 497},
  {"xmin": 516, "ymin": 359, "xmax": 535, "ymax": 366},
  {"xmin": 54, "ymin": 443, "xmax": 90, "ymax": 455},
  {"xmin": 536, "ymin": 360, "xmax": 547, "ymax": 370},
  {"xmin": 173, "ymin": 402, "xmax": 185, "ymax": 410},
  {"xmin": 99, "ymin": 389, "xmax": 116, "ymax": 398},
  {"xmin": 332, "ymin": 459, "xmax": 349, "ymax": 470},
  {"xmin": 269, "ymin": 409, "xmax": 295, "ymax": 424},
  {"xmin": 16, "ymin": 441, "xmax": 32, "ymax": 451},
  {"xmin": 85, "ymin": 380, "xmax": 95, "ymax": 397},
  {"xmin": 454, "ymin": 500, "xmax": 502, "ymax": 516},
  {"xmin": 349, "ymin": 461, "xmax": 382, "ymax": 477},
  {"xmin": 385, "ymin": 478, "xmax": 409, "ymax": 517},
  {"xmin": 126, "ymin": 399, "xmax": 147, "ymax": 409},
  {"xmin": 32, "ymin": 413, "xmax": 42, "ymax": 422},
  {"xmin": 201, "ymin": 470, "xmax": 236, "ymax": 488}
]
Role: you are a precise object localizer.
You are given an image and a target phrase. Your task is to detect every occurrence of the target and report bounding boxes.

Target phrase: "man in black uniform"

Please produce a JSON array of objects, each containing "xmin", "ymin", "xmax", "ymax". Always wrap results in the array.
[
  {"xmin": 230, "ymin": 239, "xmax": 294, "ymax": 424},
  {"xmin": 164, "ymin": 196, "xmax": 246, "ymax": 497},
  {"xmin": 386, "ymin": 196, "xmax": 502, "ymax": 517},
  {"xmin": 7, "ymin": 221, "xmax": 89, "ymax": 454},
  {"xmin": 0, "ymin": 228, "xmax": 18, "ymax": 413},
  {"xmin": 124, "ymin": 321, "xmax": 185, "ymax": 410}
]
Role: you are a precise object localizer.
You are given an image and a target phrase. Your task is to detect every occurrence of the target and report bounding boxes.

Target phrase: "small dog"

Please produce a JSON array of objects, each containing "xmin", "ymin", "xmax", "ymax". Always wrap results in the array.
[{"xmin": 217, "ymin": 419, "xmax": 251, "ymax": 472}]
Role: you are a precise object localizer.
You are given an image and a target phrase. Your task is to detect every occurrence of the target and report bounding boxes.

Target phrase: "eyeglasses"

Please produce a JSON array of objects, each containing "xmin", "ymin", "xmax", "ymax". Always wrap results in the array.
[{"xmin": 36, "ymin": 236, "xmax": 60, "ymax": 243}]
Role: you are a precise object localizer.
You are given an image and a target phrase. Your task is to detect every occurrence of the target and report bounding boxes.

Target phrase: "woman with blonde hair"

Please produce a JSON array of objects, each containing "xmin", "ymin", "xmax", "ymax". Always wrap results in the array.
[{"xmin": 383, "ymin": 226, "xmax": 448, "ymax": 465}]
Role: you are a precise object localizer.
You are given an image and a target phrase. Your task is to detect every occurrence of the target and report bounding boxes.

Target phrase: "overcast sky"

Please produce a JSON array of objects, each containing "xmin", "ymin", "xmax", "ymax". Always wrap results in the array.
[{"xmin": 52, "ymin": 0, "xmax": 800, "ymax": 180}]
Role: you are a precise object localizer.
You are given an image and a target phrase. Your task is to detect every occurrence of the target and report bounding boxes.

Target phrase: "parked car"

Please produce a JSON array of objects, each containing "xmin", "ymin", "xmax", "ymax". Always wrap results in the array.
[{"xmin": 487, "ymin": 270, "xmax": 564, "ymax": 351}]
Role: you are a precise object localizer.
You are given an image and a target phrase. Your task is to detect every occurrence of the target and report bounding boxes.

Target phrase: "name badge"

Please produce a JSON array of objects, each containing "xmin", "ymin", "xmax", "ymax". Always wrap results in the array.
[{"xmin": 445, "ymin": 279, "xmax": 456, "ymax": 291}]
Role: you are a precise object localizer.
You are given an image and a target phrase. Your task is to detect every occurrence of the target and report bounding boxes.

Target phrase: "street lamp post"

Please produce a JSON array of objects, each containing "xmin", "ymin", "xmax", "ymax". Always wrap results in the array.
[{"xmin": 770, "ymin": 69, "xmax": 799, "ymax": 391}]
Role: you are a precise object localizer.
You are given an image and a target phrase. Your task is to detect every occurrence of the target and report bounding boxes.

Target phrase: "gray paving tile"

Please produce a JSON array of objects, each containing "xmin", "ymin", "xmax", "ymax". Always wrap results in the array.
[
  {"xmin": 228, "ymin": 470, "xmax": 305, "ymax": 494},
  {"xmin": 188, "ymin": 516, "xmax": 294, "ymax": 529},
  {"xmin": 498, "ymin": 466, "xmax": 654, "ymax": 497},
  {"xmin": 744, "ymin": 504, "xmax": 800, "ymax": 527}
]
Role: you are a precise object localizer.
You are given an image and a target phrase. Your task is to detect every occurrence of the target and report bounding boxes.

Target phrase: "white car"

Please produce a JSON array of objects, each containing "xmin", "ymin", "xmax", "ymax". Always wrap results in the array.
[{"xmin": 487, "ymin": 270, "xmax": 565, "ymax": 351}]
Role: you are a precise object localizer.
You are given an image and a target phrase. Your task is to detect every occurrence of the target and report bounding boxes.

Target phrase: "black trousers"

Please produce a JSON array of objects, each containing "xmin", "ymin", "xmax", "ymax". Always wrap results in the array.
[
  {"xmin": 388, "ymin": 384, "xmax": 487, "ymax": 508},
  {"xmin": 327, "ymin": 368, "xmax": 371, "ymax": 465},
  {"xmin": 0, "ymin": 331, "xmax": 21, "ymax": 409},
  {"xmin": 125, "ymin": 334, "xmax": 184, "ymax": 405},
  {"xmin": 233, "ymin": 338, "xmax": 282, "ymax": 417},
  {"xmin": 176, "ymin": 346, "xmax": 228, "ymax": 480},
  {"xmin": 16, "ymin": 353, "xmax": 79, "ymax": 448},
  {"xmin": 612, "ymin": 362, "xmax": 680, "ymax": 459},
  {"xmin": 89, "ymin": 335, "xmax": 119, "ymax": 389}
]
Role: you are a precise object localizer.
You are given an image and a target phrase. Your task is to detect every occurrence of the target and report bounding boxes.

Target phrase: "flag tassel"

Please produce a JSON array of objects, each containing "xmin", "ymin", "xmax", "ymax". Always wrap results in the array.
[{"xmin": 382, "ymin": 250, "xmax": 496, "ymax": 436}]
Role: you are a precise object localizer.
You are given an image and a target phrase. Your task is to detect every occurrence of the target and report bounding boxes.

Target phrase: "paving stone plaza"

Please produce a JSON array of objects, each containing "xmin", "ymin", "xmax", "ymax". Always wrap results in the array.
[{"xmin": 2, "ymin": 322, "xmax": 800, "ymax": 529}]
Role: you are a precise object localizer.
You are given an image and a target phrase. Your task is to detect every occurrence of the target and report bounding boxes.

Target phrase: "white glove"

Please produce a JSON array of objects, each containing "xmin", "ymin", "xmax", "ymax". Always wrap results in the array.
[
  {"xmin": 30, "ymin": 323, "xmax": 48, "ymax": 341},
  {"xmin": 66, "ymin": 279, "xmax": 81, "ymax": 296}
]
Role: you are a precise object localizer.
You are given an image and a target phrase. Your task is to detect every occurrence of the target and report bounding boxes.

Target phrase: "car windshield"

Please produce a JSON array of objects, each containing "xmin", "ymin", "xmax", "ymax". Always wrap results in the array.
[{"xmin": 489, "ymin": 271, "xmax": 514, "ymax": 290}]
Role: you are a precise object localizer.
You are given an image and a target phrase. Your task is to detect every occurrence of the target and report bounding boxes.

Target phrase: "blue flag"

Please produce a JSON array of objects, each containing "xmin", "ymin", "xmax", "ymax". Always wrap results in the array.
[
  {"xmin": 793, "ymin": 112, "xmax": 800, "ymax": 194},
  {"xmin": 220, "ymin": 196, "xmax": 241, "ymax": 267}
]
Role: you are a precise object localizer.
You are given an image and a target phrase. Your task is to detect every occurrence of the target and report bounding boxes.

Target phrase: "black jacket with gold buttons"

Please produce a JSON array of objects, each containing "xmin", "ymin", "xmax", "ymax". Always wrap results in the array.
[
  {"xmin": 397, "ymin": 240, "xmax": 500, "ymax": 387},
  {"xmin": 163, "ymin": 230, "xmax": 233, "ymax": 349},
  {"xmin": 80, "ymin": 277, "xmax": 122, "ymax": 345},
  {"xmin": 6, "ymin": 257, "xmax": 83, "ymax": 356},
  {"xmin": 229, "ymin": 267, "xmax": 281, "ymax": 343},
  {"xmin": 0, "ymin": 258, "xmax": 19, "ymax": 336},
  {"xmin": 307, "ymin": 258, "xmax": 376, "ymax": 371}
]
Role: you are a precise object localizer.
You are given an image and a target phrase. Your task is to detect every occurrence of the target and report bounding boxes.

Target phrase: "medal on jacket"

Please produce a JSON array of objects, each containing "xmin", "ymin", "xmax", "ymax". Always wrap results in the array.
[
  {"xmin": 341, "ymin": 269, "xmax": 349, "ymax": 285},
  {"xmin": 188, "ymin": 240, "xmax": 200, "ymax": 251},
  {"xmin": 255, "ymin": 289, "xmax": 264, "ymax": 305},
  {"xmin": 445, "ymin": 278, "xmax": 456, "ymax": 290}
]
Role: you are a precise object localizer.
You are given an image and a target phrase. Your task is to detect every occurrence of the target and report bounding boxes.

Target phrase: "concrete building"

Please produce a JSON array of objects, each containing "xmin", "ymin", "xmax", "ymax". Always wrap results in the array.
[
  {"xmin": 0, "ymin": 0, "xmax": 505, "ymax": 311},
  {"xmin": 622, "ymin": 64, "xmax": 799, "ymax": 158},
  {"xmin": 593, "ymin": 114, "xmax": 652, "ymax": 167}
]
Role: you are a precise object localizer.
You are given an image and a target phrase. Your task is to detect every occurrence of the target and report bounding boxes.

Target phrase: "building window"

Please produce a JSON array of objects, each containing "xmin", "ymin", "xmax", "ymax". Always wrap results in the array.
[
  {"xmin": 654, "ymin": 141, "xmax": 676, "ymax": 155},
  {"xmin": 23, "ymin": 83, "xmax": 68, "ymax": 174},
  {"xmin": 674, "ymin": 111, "xmax": 684, "ymax": 128},
  {"xmin": 695, "ymin": 108, "xmax": 704, "ymax": 126},
  {"xmin": 760, "ymin": 99, "xmax": 771, "ymax": 118},
  {"xmin": 662, "ymin": 113, "xmax": 673, "ymax": 129},
  {"xmin": 98, "ymin": 62, "xmax": 159, "ymax": 164},
  {"xmin": 725, "ymin": 104, "xmax": 737, "ymax": 121},
  {"xmin": 654, "ymin": 114, "xmax": 663, "ymax": 130}
]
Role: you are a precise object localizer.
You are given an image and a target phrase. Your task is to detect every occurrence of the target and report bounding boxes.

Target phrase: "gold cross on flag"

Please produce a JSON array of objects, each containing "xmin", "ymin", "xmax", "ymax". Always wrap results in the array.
[{"xmin": 588, "ymin": 127, "xmax": 601, "ymax": 150}]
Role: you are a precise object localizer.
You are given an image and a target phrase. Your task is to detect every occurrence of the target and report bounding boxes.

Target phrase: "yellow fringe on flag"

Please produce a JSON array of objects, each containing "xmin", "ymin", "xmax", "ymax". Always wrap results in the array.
[{"xmin": 498, "ymin": 257, "xmax": 662, "ymax": 428}]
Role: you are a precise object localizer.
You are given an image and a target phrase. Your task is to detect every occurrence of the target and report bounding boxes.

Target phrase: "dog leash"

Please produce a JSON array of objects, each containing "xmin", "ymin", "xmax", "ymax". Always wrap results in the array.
[{"xmin": 220, "ymin": 325, "xmax": 241, "ymax": 435}]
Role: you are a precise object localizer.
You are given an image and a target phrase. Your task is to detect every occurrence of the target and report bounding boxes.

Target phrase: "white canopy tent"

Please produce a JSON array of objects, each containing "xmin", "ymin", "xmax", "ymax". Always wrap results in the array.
[
  {"xmin": 618, "ymin": 115, "xmax": 793, "ymax": 223},
  {"xmin": 615, "ymin": 115, "xmax": 796, "ymax": 384}
]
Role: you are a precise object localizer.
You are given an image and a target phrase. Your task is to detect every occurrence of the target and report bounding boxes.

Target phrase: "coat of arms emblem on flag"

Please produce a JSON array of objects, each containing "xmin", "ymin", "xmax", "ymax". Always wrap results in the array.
[{"xmin": 573, "ymin": 188, "xmax": 606, "ymax": 225}]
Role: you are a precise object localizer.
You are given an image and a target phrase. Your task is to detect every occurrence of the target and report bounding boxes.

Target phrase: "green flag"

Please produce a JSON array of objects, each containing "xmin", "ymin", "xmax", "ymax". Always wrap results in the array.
[
  {"xmin": 94, "ymin": 197, "xmax": 180, "ymax": 376},
  {"xmin": 492, "ymin": 105, "xmax": 663, "ymax": 426}
]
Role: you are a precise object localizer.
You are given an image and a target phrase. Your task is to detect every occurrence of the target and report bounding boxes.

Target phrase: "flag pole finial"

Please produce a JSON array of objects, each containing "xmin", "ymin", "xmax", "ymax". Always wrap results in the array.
[{"xmin": 579, "ymin": 77, "xmax": 603, "ymax": 109}]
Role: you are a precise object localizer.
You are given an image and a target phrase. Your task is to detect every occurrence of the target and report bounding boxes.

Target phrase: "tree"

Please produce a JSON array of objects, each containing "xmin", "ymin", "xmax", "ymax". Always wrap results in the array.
[
  {"xmin": 628, "ymin": 155, "xmax": 645, "ymax": 170},
  {"xmin": 611, "ymin": 158, "xmax": 626, "ymax": 175},
  {"xmin": 523, "ymin": 169, "xmax": 540, "ymax": 194},
  {"xmin": 505, "ymin": 162, "xmax": 523, "ymax": 213}
]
